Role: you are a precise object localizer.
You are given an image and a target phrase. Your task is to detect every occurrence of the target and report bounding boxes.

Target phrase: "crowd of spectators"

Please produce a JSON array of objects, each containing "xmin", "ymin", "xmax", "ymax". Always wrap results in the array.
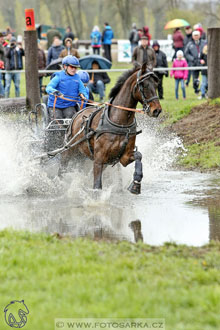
[
  {"xmin": 129, "ymin": 22, "xmax": 208, "ymax": 100},
  {"xmin": 0, "ymin": 22, "xmax": 208, "ymax": 101}
]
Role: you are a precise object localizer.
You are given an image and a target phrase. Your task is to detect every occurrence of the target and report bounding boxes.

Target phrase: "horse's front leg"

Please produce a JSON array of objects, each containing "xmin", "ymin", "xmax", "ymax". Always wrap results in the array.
[
  {"xmin": 93, "ymin": 161, "xmax": 103, "ymax": 189},
  {"xmin": 128, "ymin": 151, "xmax": 143, "ymax": 195}
]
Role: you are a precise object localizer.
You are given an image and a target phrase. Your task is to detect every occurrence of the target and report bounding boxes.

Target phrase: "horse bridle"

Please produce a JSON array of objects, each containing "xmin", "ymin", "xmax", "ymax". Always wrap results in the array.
[{"xmin": 135, "ymin": 70, "xmax": 159, "ymax": 114}]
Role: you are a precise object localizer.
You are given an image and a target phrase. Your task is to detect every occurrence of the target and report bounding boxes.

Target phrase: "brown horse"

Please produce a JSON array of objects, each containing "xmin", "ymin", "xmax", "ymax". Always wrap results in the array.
[{"xmin": 59, "ymin": 62, "xmax": 162, "ymax": 194}]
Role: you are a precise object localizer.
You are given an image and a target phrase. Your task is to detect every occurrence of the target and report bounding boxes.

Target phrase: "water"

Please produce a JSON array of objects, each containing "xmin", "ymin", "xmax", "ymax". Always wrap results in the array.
[{"xmin": 0, "ymin": 114, "xmax": 220, "ymax": 246}]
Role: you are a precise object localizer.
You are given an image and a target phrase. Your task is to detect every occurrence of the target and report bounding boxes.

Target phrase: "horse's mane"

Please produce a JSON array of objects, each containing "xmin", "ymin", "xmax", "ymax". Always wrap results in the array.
[{"xmin": 109, "ymin": 66, "xmax": 139, "ymax": 99}]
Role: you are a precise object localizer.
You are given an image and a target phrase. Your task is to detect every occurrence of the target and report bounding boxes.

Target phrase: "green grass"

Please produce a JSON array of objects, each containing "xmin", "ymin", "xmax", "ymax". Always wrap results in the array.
[
  {"xmin": 179, "ymin": 142, "xmax": 220, "ymax": 169},
  {"xmin": 1, "ymin": 230, "xmax": 220, "ymax": 330}
]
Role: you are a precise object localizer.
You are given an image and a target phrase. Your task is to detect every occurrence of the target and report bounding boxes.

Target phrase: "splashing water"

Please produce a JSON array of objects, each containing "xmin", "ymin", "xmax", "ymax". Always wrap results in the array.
[
  {"xmin": 0, "ymin": 115, "xmax": 184, "ymax": 197},
  {"xmin": 1, "ymin": 114, "xmax": 218, "ymax": 246},
  {"xmin": 0, "ymin": 117, "xmax": 62, "ymax": 196}
]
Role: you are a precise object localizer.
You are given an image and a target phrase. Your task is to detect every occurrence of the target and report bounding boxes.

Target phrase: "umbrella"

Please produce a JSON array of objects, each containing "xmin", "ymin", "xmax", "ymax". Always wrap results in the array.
[
  {"xmin": 164, "ymin": 19, "xmax": 190, "ymax": 30},
  {"xmin": 79, "ymin": 55, "xmax": 112, "ymax": 70},
  {"xmin": 46, "ymin": 58, "xmax": 62, "ymax": 71}
]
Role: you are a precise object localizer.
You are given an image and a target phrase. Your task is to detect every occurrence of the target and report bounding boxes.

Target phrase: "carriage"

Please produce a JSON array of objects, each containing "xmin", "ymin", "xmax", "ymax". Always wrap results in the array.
[{"xmin": 28, "ymin": 62, "xmax": 162, "ymax": 194}]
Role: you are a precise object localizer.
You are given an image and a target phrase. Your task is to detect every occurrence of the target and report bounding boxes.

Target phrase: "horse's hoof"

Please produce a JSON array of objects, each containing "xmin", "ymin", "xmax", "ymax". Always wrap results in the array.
[{"xmin": 128, "ymin": 181, "xmax": 141, "ymax": 195}]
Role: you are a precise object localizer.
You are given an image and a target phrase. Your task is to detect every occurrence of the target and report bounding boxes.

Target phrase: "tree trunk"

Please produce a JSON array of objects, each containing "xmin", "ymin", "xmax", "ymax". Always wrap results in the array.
[
  {"xmin": 208, "ymin": 27, "xmax": 220, "ymax": 99},
  {"xmin": 77, "ymin": 0, "xmax": 83, "ymax": 39},
  {"xmin": 116, "ymin": 0, "xmax": 132, "ymax": 38},
  {"xmin": 24, "ymin": 30, "xmax": 41, "ymax": 111}
]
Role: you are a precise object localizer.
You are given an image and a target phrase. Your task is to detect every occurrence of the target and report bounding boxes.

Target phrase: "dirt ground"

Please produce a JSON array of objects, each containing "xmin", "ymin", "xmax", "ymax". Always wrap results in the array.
[{"xmin": 171, "ymin": 102, "xmax": 220, "ymax": 146}]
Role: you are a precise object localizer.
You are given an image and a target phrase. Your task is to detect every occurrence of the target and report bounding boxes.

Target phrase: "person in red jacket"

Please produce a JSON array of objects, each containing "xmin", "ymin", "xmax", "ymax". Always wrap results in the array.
[
  {"xmin": 142, "ymin": 26, "xmax": 151, "ymax": 46},
  {"xmin": 172, "ymin": 28, "xmax": 184, "ymax": 60}
]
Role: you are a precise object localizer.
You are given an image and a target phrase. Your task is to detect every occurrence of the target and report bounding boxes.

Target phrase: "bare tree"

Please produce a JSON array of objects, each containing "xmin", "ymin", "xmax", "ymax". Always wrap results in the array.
[{"xmin": 115, "ymin": 0, "xmax": 132, "ymax": 37}]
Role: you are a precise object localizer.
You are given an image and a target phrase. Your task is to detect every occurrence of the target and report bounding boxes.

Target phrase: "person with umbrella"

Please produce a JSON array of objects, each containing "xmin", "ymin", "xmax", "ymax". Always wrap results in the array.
[
  {"xmin": 172, "ymin": 28, "xmax": 184, "ymax": 60},
  {"xmin": 46, "ymin": 55, "xmax": 87, "ymax": 120},
  {"xmin": 87, "ymin": 60, "xmax": 110, "ymax": 102},
  {"xmin": 164, "ymin": 19, "xmax": 190, "ymax": 60}
]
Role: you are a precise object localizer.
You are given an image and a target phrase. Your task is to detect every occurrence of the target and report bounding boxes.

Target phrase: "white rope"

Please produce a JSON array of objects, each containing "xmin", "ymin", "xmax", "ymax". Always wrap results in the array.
[{"xmin": 0, "ymin": 66, "xmax": 208, "ymax": 74}]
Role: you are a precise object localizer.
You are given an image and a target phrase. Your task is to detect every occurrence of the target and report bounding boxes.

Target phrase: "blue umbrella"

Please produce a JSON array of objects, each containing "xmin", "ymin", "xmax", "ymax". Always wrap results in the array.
[{"xmin": 79, "ymin": 55, "xmax": 112, "ymax": 70}]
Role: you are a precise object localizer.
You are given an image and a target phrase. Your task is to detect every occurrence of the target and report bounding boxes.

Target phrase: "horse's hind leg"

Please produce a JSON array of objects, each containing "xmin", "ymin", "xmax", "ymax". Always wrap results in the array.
[
  {"xmin": 128, "ymin": 151, "xmax": 143, "ymax": 195},
  {"xmin": 93, "ymin": 161, "xmax": 103, "ymax": 189}
]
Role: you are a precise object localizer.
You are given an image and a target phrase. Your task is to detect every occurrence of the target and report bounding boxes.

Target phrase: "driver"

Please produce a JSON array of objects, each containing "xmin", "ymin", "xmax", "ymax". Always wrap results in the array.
[{"xmin": 46, "ymin": 55, "xmax": 87, "ymax": 120}]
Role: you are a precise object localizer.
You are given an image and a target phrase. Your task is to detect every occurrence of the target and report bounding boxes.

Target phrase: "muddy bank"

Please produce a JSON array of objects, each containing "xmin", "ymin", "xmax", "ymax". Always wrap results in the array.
[{"xmin": 171, "ymin": 102, "xmax": 220, "ymax": 146}]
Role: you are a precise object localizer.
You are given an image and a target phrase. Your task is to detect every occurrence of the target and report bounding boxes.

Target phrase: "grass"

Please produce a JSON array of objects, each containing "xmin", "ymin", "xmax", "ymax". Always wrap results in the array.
[
  {"xmin": 179, "ymin": 142, "xmax": 220, "ymax": 169},
  {"xmin": 1, "ymin": 230, "xmax": 220, "ymax": 330}
]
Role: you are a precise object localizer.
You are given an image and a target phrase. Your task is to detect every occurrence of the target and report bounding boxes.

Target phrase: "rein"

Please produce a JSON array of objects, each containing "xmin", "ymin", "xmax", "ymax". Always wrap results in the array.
[
  {"xmin": 50, "ymin": 70, "xmax": 159, "ymax": 116},
  {"xmin": 51, "ymin": 94, "xmax": 145, "ymax": 114}
]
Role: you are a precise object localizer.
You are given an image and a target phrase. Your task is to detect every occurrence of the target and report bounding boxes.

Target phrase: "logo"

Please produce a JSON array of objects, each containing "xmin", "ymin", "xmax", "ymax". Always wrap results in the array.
[{"xmin": 4, "ymin": 300, "xmax": 29, "ymax": 328}]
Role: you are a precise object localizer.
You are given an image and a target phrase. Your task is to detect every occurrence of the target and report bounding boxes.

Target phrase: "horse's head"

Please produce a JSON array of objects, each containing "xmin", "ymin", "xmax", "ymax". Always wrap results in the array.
[{"xmin": 134, "ymin": 62, "xmax": 162, "ymax": 118}]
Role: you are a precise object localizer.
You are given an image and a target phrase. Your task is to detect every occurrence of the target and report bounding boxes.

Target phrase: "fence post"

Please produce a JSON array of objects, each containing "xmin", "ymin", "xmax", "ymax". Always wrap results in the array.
[
  {"xmin": 24, "ymin": 8, "xmax": 40, "ymax": 110},
  {"xmin": 208, "ymin": 27, "xmax": 220, "ymax": 99}
]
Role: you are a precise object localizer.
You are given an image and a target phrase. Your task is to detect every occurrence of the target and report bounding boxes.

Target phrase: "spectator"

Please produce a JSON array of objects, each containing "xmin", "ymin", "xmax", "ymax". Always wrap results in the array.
[
  {"xmin": 170, "ymin": 50, "xmax": 188, "ymax": 100},
  {"xmin": 46, "ymin": 36, "xmax": 64, "ymax": 66},
  {"xmin": 132, "ymin": 36, "xmax": 156, "ymax": 68},
  {"xmin": 198, "ymin": 44, "xmax": 208, "ymax": 100},
  {"xmin": 46, "ymin": 56, "xmax": 87, "ymax": 120},
  {"xmin": 59, "ymin": 38, "xmax": 80, "ymax": 58},
  {"xmin": 194, "ymin": 23, "xmax": 206, "ymax": 40},
  {"xmin": 172, "ymin": 28, "xmax": 184, "ymax": 60},
  {"xmin": 90, "ymin": 26, "xmax": 102, "ymax": 55},
  {"xmin": 46, "ymin": 26, "xmax": 62, "ymax": 49},
  {"xmin": 5, "ymin": 37, "xmax": 25, "ymax": 98},
  {"xmin": 0, "ymin": 33, "xmax": 5, "ymax": 97},
  {"xmin": 129, "ymin": 23, "xmax": 140, "ymax": 55},
  {"xmin": 5, "ymin": 31, "xmax": 13, "ymax": 44},
  {"xmin": 137, "ymin": 28, "xmax": 144, "ymax": 40},
  {"xmin": 184, "ymin": 30, "xmax": 206, "ymax": 94},
  {"xmin": 183, "ymin": 26, "xmax": 193, "ymax": 49},
  {"xmin": 152, "ymin": 40, "xmax": 168, "ymax": 100},
  {"xmin": 142, "ymin": 26, "xmax": 151, "ymax": 46},
  {"xmin": 63, "ymin": 26, "xmax": 75, "ymax": 44},
  {"xmin": 1, "ymin": 33, "xmax": 8, "ymax": 89},
  {"xmin": 102, "ymin": 22, "xmax": 114, "ymax": 62},
  {"xmin": 37, "ymin": 40, "xmax": 46, "ymax": 98},
  {"xmin": 183, "ymin": 25, "xmax": 193, "ymax": 86},
  {"xmin": 87, "ymin": 61, "xmax": 110, "ymax": 102}
]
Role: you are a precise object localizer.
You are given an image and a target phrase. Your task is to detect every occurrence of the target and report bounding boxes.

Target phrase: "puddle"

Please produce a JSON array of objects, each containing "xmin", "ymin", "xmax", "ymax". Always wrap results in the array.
[{"xmin": 1, "ymin": 115, "xmax": 220, "ymax": 246}]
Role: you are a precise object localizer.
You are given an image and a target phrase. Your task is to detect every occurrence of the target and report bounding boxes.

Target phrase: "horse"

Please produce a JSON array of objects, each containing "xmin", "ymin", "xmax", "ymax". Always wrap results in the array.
[{"xmin": 58, "ymin": 62, "xmax": 162, "ymax": 194}]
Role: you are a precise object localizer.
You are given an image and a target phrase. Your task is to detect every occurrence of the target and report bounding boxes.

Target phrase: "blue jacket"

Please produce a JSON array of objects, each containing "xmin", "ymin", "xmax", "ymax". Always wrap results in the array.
[
  {"xmin": 102, "ymin": 26, "xmax": 114, "ymax": 45},
  {"xmin": 90, "ymin": 31, "xmax": 102, "ymax": 47},
  {"xmin": 78, "ymin": 86, "xmax": 90, "ymax": 109},
  {"xmin": 46, "ymin": 71, "xmax": 87, "ymax": 108}
]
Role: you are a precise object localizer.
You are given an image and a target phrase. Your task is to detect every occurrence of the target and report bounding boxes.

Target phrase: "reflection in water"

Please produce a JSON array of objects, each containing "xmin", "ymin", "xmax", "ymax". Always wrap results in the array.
[
  {"xmin": 129, "ymin": 220, "xmax": 143, "ymax": 242},
  {"xmin": 208, "ymin": 201, "xmax": 220, "ymax": 241}
]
